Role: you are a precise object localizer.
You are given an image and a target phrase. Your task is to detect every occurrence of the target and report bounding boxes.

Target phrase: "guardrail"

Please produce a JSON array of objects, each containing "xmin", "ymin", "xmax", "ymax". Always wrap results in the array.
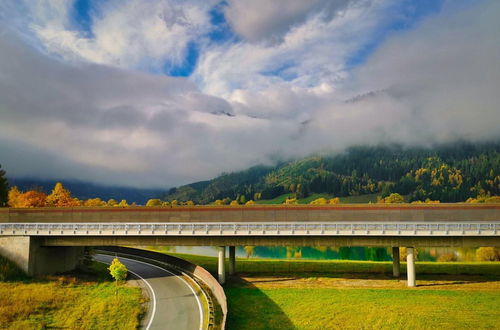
[{"xmin": 1, "ymin": 222, "xmax": 499, "ymax": 236}]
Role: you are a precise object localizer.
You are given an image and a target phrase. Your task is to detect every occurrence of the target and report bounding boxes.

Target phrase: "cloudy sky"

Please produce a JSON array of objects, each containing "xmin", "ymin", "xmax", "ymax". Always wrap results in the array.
[{"xmin": 0, "ymin": 0, "xmax": 499, "ymax": 188}]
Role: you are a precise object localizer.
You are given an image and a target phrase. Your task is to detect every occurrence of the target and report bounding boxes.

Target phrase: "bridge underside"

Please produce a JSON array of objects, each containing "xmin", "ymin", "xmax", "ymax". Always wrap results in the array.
[{"xmin": 40, "ymin": 235, "xmax": 498, "ymax": 247}]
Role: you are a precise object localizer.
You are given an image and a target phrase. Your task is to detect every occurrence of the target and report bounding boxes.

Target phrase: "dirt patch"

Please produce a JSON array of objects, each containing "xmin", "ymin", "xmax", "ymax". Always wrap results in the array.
[{"xmin": 229, "ymin": 273, "xmax": 500, "ymax": 291}]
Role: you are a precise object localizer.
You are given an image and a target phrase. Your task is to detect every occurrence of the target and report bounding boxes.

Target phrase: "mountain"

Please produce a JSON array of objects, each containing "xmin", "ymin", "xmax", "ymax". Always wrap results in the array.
[
  {"xmin": 8, "ymin": 178, "xmax": 166, "ymax": 205},
  {"xmin": 163, "ymin": 141, "xmax": 500, "ymax": 204}
]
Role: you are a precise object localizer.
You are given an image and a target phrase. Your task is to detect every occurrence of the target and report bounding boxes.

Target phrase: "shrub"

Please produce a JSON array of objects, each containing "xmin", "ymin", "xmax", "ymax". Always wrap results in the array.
[{"xmin": 476, "ymin": 247, "xmax": 500, "ymax": 261}]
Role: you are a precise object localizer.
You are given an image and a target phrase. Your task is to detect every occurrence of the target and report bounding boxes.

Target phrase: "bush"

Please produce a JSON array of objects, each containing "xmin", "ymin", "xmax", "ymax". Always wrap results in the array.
[
  {"xmin": 476, "ymin": 247, "xmax": 500, "ymax": 261},
  {"xmin": 437, "ymin": 253, "xmax": 457, "ymax": 262}
]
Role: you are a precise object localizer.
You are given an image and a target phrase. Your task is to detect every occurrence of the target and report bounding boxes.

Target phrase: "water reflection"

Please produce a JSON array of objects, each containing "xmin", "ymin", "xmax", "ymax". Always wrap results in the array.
[{"xmin": 148, "ymin": 246, "xmax": 480, "ymax": 262}]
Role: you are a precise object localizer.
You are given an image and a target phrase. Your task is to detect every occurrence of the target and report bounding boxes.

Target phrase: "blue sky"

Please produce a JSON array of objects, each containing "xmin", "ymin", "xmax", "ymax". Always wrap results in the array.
[{"xmin": 0, "ymin": 0, "xmax": 498, "ymax": 187}]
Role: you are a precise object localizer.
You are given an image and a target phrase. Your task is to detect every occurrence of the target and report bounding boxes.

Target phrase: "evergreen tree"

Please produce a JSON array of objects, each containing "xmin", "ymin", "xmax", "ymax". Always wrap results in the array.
[{"xmin": 0, "ymin": 165, "xmax": 8, "ymax": 207}]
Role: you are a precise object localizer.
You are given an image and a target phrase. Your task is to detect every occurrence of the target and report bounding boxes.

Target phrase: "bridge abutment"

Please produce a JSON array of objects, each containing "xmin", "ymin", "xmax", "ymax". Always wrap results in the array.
[
  {"xmin": 0, "ymin": 236, "xmax": 84, "ymax": 276},
  {"xmin": 392, "ymin": 247, "xmax": 400, "ymax": 277},
  {"xmin": 218, "ymin": 246, "xmax": 226, "ymax": 284},
  {"xmin": 228, "ymin": 246, "xmax": 236, "ymax": 276},
  {"xmin": 406, "ymin": 247, "xmax": 416, "ymax": 287}
]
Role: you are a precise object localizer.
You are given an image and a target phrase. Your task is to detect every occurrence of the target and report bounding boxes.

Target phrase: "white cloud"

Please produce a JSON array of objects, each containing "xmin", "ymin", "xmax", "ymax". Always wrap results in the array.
[
  {"xmin": 1, "ymin": 0, "xmax": 215, "ymax": 70},
  {"xmin": 194, "ymin": 0, "xmax": 391, "ymax": 98},
  {"xmin": 224, "ymin": 0, "xmax": 351, "ymax": 43},
  {"xmin": 0, "ymin": 0, "xmax": 499, "ymax": 189}
]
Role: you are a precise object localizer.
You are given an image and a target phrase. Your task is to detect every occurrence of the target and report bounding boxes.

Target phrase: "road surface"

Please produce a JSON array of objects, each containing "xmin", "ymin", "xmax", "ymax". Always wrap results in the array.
[{"xmin": 95, "ymin": 254, "xmax": 203, "ymax": 330}]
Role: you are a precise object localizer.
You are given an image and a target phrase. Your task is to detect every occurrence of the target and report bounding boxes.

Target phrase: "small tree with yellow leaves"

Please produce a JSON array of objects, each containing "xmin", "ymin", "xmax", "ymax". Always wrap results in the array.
[{"xmin": 108, "ymin": 258, "xmax": 128, "ymax": 295}]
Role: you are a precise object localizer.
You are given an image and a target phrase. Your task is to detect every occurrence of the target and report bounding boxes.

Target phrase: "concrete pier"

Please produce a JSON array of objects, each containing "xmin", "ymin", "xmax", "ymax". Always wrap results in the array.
[
  {"xmin": 217, "ymin": 246, "xmax": 226, "ymax": 284},
  {"xmin": 0, "ymin": 236, "xmax": 83, "ymax": 276},
  {"xmin": 406, "ymin": 247, "xmax": 416, "ymax": 287},
  {"xmin": 392, "ymin": 247, "xmax": 400, "ymax": 277},
  {"xmin": 228, "ymin": 246, "xmax": 236, "ymax": 276}
]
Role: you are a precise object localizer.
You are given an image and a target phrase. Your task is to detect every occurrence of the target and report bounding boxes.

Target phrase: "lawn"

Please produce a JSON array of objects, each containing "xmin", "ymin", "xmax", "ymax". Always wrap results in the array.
[
  {"xmin": 161, "ymin": 251, "xmax": 500, "ymax": 277},
  {"xmin": 0, "ymin": 258, "xmax": 145, "ymax": 330},
  {"xmin": 156, "ymin": 251, "xmax": 500, "ymax": 330},
  {"xmin": 225, "ymin": 284, "xmax": 500, "ymax": 330}
]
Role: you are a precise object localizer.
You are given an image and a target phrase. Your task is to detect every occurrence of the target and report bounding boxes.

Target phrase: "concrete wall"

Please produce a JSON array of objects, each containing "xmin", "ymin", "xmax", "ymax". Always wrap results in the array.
[
  {"xmin": 0, "ymin": 236, "xmax": 84, "ymax": 276},
  {"xmin": 40, "ymin": 235, "xmax": 500, "ymax": 247},
  {"xmin": 1, "ymin": 204, "xmax": 498, "ymax": 223}
]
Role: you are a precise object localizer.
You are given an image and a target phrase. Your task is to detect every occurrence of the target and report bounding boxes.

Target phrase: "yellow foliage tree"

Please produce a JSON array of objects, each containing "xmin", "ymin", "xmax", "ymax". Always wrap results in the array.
[
  {"xmin": 107, "ymin": 199, "xmax": 118, "ymax": 207},
  {"xmin": 7, "ymin": 187, "xmax": 47, "ymax": 208},
  {"xmin": 46, "ymin": 182, "xmax": 79, "ymax": 207},
  {"xmin": 117, "ymin": 200, "xmax": 129, "ymax": 207},
  {"xmin": 146, "ymin": 199, "xmax": 162, "ymax": 207},
  {"xmin": 329, "ymin": 197, "xmax": 340, "ymax": 204},
  {"xmin": 161, "ymin": 201, "xmax": 170, "ymax": 207},
  {"xmin": 476, "ymin": 247, "xmax": 500, "ymax": 261},
  {"xmin": 310, "ymin": 197, "xmax": 328, "ymax": 205},
  {"xmin": 230, "ymin": 200, "xmax": 239, "ymax": 206},
  {"xmin": 245, "ymin": 200, "xmax": 255, "ymax": 205},
  {"xmin": 284, "ymin": 198, "xmax": 298, "ymax": 205},
  {"xmin": 83, "ymin": 198, "xmax": 106, "ymax": 207},
  {"xmin": 378, "ymin": 193, "xmax": 404, "ymax": 204},
  {"xmin": 185, "ymin": 200, "xmax": 195, "ymax": 206},
  {"xmin": 7, "ymin": 187, "xmax": 23, "ymax": 207},
  {"xmin": 214, "ymin": 199, "xmax": 224, "ymax": 206}
]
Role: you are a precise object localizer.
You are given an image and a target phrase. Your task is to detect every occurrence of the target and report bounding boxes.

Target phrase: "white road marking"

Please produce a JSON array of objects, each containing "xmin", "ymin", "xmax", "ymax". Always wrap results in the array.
[
  {"xmin": 96, "ymin": 255, "xmax": 157, "ymax": 330},
  {"xmin": 109, "ymin": 255, "xmax": 204, "ymax": 330}
]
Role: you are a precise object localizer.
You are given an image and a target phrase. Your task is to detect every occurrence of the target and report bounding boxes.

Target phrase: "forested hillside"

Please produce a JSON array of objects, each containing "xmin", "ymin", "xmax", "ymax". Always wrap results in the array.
[{"xmin": 164, "ymin": 142, "xmax": 500, "ymax": 204}]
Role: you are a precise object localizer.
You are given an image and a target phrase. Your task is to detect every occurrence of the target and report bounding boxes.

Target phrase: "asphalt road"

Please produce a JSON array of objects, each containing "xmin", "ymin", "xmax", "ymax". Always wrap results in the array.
[{"xmin": 95, "ymin": 254, "xmax": 203, "ymax": 330}]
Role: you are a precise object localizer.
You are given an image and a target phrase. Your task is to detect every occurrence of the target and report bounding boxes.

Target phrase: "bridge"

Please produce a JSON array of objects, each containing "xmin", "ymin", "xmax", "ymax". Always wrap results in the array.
[{"xmin": 1, "ymin": 204, "xmax": 499, "ymax": 287}]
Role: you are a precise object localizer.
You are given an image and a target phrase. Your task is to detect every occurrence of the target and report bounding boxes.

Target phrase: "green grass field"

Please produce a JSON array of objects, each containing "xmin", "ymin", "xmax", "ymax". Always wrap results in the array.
[
  {"xmin": 161, "ymin": 251, "xmax": 500, "ymax": 277},
  {"xmin": 226, "ymin": 286, "xmax": 500, "ymax": 330},
  {"xmin": 157, "ymin": 251, "xmax": 500, "ymax": 330},
  {"xmin": 0, "ymin": 258, "xmax": 145, "ymax": 330}
]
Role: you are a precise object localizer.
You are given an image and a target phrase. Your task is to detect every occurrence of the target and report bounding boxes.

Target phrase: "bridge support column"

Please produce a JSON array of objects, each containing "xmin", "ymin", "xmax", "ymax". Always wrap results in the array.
[
  {"xmin": 406, "ymin": 247, "xmax": 416, "ymax": 287},
  {"xmin": 0, "ymin": 236, "xmax": 84, "ymax": 276},
  {"xmin": 392, "ymin": 247, "xmax": 400, "ymax": 277},
  {"xmin": 217, "ymin": 246, "xmax": 226, "ymax": 284},
  {"xmin": 228, "ymin": 246, "xmax": 236, "ymax": 276}
]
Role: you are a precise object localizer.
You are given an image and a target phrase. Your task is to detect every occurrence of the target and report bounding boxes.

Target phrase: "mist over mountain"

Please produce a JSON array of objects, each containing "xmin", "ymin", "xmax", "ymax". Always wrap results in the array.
[{"xmin": 164, "ymin": 142, "xmax": 500, "ymax": 204}]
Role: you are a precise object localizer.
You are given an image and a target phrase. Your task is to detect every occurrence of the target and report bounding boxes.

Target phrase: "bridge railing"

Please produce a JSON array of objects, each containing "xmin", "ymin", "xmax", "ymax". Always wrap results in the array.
[{"xmin": 1, "ymin": 222, "xmax": 499, "ymax": 236}]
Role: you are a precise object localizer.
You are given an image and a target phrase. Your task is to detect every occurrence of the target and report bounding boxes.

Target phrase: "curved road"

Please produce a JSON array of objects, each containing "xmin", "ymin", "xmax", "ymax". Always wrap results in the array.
[{"xmin": 95, "ymin": 254, "xmax": 203, "ymax": 330}]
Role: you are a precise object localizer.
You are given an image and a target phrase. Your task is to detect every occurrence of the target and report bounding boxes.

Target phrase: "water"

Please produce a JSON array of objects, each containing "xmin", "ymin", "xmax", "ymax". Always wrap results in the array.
[{"xmin": 149, "ymin": 246, "xmax": 480, "ymax": 262}]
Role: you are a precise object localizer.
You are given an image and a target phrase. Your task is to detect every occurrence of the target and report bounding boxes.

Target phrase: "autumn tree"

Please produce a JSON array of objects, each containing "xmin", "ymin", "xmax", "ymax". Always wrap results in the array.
[
  {"xmin": 107, "ymin": 199, "xmax": 118, "ymax": 207},
  {"xmin": 46, "ymin": 182, "xmax": 79, "ymax": 207},
  {"xmin": 0, "ymin": 164, "xmax": 8, "ymax": 207},
  {"xmin": 7, "ymin": 187, "xmax": 47, "ymax": 208},
  {"xmin": 378, "ymin": 193, "xmax": 404, "ymax": 204},
  {"xmin": 83, "ymin": 198, "xmax": 106, "ymax": 207},
  {"xmin": 476, "ymin": 247, "xmax": 500, "ymax": 261},
  {"xmin": 7, "ymin": 187, "xmax": 23, "ymax": 207},
  {"xmin": 310, "ymin": 197, "xmax": 328, "ymax": 205},
  {"xmin": 108, "ymin": 258, "xmax": 128, "ymax": 295},
  {"xmin": 22, "ymin": 190, "xmax": 47, "ymax": 207},
  {"xmin": 146, "ymin": 199, "xmax": 162, "ymax": 207},
  {"xmin": 117, "ymin": 199, "xmax": 129, "ymax": 207}
]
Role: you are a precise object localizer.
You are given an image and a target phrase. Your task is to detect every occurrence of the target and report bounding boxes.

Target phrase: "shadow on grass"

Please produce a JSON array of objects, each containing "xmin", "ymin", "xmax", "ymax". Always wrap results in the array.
[
  {"xmin": 235, "ymin": 271, "xmax": 500, "ymax": 288},
  {"xmin": 225, "ymin": 276, "xmax": 296, "ymax": 330}
]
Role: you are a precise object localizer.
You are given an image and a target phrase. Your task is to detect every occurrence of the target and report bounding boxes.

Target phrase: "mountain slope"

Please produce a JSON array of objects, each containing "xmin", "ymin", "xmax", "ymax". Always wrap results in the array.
[{"xmin": 163, "ymin": 142, "xmax": 500, "ymax": 204}]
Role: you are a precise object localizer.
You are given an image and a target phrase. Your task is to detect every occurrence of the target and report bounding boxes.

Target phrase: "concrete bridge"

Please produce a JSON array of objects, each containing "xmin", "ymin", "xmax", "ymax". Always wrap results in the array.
[{"xmin": 1, "ymin": 204, "xmax": 499, "ymax": 287}]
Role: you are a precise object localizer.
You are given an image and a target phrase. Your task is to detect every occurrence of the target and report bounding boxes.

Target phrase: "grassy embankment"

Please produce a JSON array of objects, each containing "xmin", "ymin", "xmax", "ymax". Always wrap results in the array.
[
  {"xmin": 0, "ymin": 256, "xmax": 145, "ymax": 330},
  {"xmin": 158, "ymin": 251, "xmax": 500, "ymax": 330}
]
